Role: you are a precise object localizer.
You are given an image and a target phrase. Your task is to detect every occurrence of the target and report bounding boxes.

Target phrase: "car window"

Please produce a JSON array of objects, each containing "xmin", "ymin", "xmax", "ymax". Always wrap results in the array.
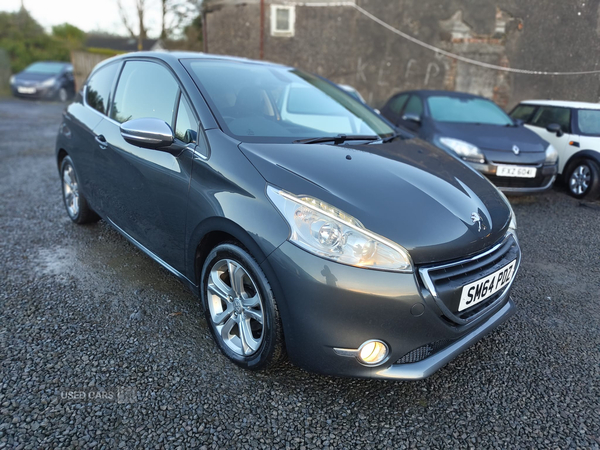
[
  {"xmin": 111, "ymin": 61, "xmax": 179, "ymax": 125},
  {"xmin": 403, "ymin": 95, "xmax": 423, "ymax": 117},
  {"xmin": 427, "ymin": 96, "xmax": 513, "ymax": 125},
  {"xmin": 577, "ymin": 109, "xmax": 600, "ymax": 136},
  {"xmin": 175, "ymin": 96, "xmax": 198, "ymax": 144},
  {"xmin": 388, "ymin": 94, "xmax": 409, "ymax": 115},
  {"xmin": 510, "ymin": 104, "xmax": 537, "ymax": 123},
  {"xmin": 530, "ymin": 106, "xmax": 571, "ymax": 132},
  {"xmin": 85, "ymin": 63, "xmax": 120, "ymax": 116}
]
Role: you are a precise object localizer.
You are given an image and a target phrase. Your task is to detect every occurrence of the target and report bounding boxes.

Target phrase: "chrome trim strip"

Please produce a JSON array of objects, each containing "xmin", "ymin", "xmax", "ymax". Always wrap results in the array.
[
  {"xmin": 375, "ymin": 300, "xmax": 515, "ymax": 380},
  {"xmin": 106, "ymin": 217, "xmax": 195, "ymax": 286},
  {"xmin": 419, "ymin": 233, "xmax": 521, "ymax": 325},
  {"xmin": 333, "ymin": 348, "xmax": 359, "ymax": 357}
]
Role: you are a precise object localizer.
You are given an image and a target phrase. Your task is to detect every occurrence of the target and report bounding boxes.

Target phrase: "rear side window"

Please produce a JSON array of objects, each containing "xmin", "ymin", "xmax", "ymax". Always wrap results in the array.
[
  {"xmin": 85, "ymin": 63, "xmax": 119, "ymax": 115},
  {"xmin": 530, "ymin": 106, "xmax": 571, "ymax": 132},
  {"xmin": 510, "ymin": 104, "xmax": 537, "ymax": 123},
  {"xmin": 388, "ymin": 94, "xmax": 409, "ymax": 115},
  {"xmin": 577, "ymin": 109, "xmax": 600, "ymax": 136},
  {"xmin": 111, "ymin": 61, "xmax": 179, "ymax": 125},
  {"xmin": 403, "ymin": 95, "xmax": 424, "ymax": 117}
]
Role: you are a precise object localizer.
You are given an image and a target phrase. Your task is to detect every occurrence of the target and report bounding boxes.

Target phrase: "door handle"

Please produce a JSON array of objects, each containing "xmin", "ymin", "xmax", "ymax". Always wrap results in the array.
[{"xmin": 95, "ymin": 135, "xmax": 107, "ymax": 148}]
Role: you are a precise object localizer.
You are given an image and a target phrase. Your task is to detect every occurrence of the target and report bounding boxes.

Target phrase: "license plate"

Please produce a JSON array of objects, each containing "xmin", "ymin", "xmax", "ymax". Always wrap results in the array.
[
  {"xmin": 17, "ymin": 87, "xmax": 36, "ymax": 94},
  {"xmin": 459, "ymin": 260, "xmax": 517, "ymax": 312},
  {"xmin": 496, "ymin": 165, "xmax": 537, "ymax": 178}
]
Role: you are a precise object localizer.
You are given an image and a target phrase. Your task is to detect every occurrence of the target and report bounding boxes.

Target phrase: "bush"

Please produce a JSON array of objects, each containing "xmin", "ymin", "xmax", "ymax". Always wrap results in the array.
[{"xmin": 0, "ymin": 8, "xmax": 84, "ymax": 74}]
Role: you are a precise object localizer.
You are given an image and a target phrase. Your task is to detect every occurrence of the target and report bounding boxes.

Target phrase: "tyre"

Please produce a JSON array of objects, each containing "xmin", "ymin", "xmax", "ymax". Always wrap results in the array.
[
  {"xmin": 200, "ymin": 242, "xmax": 285, "ymax": 370},
  {"xmin": 60, "ymin": 156, "xmax": 100, "ymax": 224},
  {"xmin": 57, "ymin": 87, "xmax": 68, "ymax": 103},
  {"xmin": 565, "ymin": 159, "xmax": 600, "ymax": 200}
]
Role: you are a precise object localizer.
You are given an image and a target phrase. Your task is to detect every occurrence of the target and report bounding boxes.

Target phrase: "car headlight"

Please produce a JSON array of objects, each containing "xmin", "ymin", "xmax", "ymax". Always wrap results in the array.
[
  {"xmin": 544, "ymin": 144, "xmax": 558, "ymax": 165},
  {"xmin": 9, "ymin": 75, "xmax": 15, "ymax": 85},
  {"xmin": 267, "ymin": 186, "xmax": 412, "ymax": 272},
  {"xmin": 41, "ymin": 77, "xmax": 56, "ymax": 88},
  {"xmin": 439, "ymin": 137, "xmax": 485, "ymax": 164}
]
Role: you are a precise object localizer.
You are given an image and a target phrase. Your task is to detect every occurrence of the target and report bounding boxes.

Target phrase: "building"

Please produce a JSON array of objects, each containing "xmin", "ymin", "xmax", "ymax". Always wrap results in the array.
[
  {"xmin": 202, "ymin": 0, "xmax": 600, "ymax": 109},
  {"xmin": 85, "ymin": 35, "xmax": 165, "ymax": 53}
]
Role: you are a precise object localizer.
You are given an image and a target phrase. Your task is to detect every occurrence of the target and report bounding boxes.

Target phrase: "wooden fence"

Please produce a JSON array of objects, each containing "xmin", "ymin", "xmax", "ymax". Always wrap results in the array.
[{"xmin": 71, "ymin": 51, "xmax": 117, "ymax": 92}]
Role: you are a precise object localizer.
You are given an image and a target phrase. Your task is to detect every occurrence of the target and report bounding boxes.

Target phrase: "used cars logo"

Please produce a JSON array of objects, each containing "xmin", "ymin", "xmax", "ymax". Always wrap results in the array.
[{"xmin": 512, "ymin": 145, "xmax": 520, "ymax": 155}]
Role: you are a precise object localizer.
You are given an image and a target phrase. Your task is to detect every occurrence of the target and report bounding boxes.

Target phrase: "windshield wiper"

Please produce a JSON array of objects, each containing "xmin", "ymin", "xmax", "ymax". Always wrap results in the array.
[{"xmin": 293, "ymin": 134, "xmax": 379, "ymax": 145}]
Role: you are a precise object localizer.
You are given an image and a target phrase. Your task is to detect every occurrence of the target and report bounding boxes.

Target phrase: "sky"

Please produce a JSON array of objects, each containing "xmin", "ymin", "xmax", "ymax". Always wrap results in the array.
[{"xmin": 1, "ymin": 0, "xmax": 167, "ymax": 38}]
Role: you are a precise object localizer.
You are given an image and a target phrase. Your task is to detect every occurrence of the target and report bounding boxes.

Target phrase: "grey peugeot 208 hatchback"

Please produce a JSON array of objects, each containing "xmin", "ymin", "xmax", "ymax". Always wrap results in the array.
[{"xmin": 56, "ymin": 52, "xmax": 520, "ymax": 380}]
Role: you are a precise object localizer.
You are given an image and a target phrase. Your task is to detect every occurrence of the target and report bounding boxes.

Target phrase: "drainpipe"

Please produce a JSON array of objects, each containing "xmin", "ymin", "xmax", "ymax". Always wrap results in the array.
[{"xmin": 260, "ymin": 0, "xmax": 265, "ymax": 59}]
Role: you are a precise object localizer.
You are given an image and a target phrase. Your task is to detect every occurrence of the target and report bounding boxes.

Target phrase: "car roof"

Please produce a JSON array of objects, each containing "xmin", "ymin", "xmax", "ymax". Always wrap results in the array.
[
  {"xmin": 519, "ymin": 100, "xmax": 600, "ymax": 110},
  {"xmin": 95, "ymin": 51, "xmax": 289, "ymax": 71},
  {"xmin": 392, "ymin": 90, "xmax": 488, "ymax": 100}
]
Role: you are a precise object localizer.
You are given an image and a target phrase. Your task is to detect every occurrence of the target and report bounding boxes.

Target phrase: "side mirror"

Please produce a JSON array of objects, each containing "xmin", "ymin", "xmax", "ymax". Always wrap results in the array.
[
  {"xmin": 402, "ymin": 113, "xmax": 421, "ymax": 124},
  {"xmin": 120, "ymin": 118, "xmax": 174, "ymax": 149},
  {"xmin": 513, "ymin": 119, "xmax": 524, "ymax": 127},
  {"xmin": 546, "ymin": 123, "xmax": 564, "ymax": 137}
]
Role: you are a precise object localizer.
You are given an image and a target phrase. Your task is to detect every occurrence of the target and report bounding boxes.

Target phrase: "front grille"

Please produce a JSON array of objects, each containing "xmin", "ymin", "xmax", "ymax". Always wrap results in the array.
[
  {"xmin": 485, "ymin": 174, "xmax": 553, "ymax": 189},
  {"xmin": 395, "ymin": 339, "xmax": 453, "ymax": 364},
  {"xmin": 419, "ymin": 234, "xmax": 519, "ymax": 324}
]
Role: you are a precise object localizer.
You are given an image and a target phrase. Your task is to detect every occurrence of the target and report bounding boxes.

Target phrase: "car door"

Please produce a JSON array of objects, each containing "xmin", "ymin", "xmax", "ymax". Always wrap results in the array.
[
  {"xmin": 69, "ymin": 62, "xmax": 121, "ymax": 206},
  {"xmin": 524, "ymin": 105, "xmax": 575, "ymax": 173},
  {"xmin": 396, "ymin": 94, "xmax": 423, "ymax": 132},
  {"xmin": 92, "ymin": 59, "xmax": 196, "ymax": 273}
]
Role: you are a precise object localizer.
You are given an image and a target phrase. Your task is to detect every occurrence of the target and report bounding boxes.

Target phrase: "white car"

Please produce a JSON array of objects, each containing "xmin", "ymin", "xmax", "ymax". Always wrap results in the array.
[{"xmin": 510, "ymin": 100, "xmax": 600, "ymax": 199}]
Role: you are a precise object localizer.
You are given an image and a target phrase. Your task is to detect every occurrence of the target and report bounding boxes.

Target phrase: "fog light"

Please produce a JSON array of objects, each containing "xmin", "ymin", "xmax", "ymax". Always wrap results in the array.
[{"xmin": 357, "ymin": 340, "xmax": 389, "ymax": 366}]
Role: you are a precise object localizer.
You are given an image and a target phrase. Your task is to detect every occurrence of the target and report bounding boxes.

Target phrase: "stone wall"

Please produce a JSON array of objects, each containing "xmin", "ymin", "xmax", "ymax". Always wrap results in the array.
[{"xmin": 203, "ymin": 0, "xmax": 600, "ymax": 109}]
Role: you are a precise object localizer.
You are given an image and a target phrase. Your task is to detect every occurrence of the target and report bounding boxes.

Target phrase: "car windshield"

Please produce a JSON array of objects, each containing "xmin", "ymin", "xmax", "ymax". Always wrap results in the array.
[
  {"xmin": 427, "ymin": 96, "xmax": 514, "ymax": 126},
  {"xmin": 186, "ymin": 60, "xmax": 394, "ymax": 143},
  {"xmin": 577, "ymin": 109, "xmax": 600, "ymax": 136},
  {"xmin": 23, "ymin": 62, "xmax": 65, "ymax": 75}
]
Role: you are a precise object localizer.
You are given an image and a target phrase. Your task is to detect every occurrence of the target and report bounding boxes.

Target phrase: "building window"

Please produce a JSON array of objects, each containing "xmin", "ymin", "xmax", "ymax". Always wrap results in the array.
[{"xmin": 270, "ymin": 5, "xmax": 295, "ymax": 37}]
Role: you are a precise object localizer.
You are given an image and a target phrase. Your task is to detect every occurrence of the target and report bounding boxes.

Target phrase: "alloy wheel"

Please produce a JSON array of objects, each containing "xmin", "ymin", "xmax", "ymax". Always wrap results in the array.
[
  {"xmin": 206, "ymin": 259, "xmax": 265, "ymax": 357},
  {"xmin": 569, "ymin": 164, "xmax": 591, "ymax": 196},
  {"xmin": 62, "ymin": 164, "xmax": 79, "ymax": 218}
]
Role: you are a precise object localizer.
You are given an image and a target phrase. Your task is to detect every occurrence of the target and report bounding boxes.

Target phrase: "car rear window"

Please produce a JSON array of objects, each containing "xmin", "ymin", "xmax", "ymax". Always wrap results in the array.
[
  {"xmin": 577, "ymin": 109, "xmax": 600, "ymax": 136},
  {"xmin": 427, "ymin": 96, "xmax": 513, "ymax": 126}
]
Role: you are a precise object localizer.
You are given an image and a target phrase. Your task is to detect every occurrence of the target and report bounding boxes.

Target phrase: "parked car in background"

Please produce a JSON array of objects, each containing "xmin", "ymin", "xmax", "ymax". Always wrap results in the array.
[
  {"xmin": 55, "ymin": 52, "xmax": 520, "ymax": 380},
  {"xmin": 10, "ymin": 61, "xmax": 75, "ymax": 102},
  {"xmin": 338, "ymin": 84, "xmax": 367, "ymax": 104},
  {"xmin": 510, "ymin": 100, "xmax": 600, "ymax": 199},
  {"xmin": 381, "ymin": 90, "xmax": 559, "ymax": 194}
]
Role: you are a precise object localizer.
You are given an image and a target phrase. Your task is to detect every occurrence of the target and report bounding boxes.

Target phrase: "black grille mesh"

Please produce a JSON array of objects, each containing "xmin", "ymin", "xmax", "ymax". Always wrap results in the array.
[
  {"xmin": 395, "ymin": 340, "xmax": 453, "ymax": 364},
  {"xmin": 420, "ymin": 234, "xmax": 519, "ymax": 323}
]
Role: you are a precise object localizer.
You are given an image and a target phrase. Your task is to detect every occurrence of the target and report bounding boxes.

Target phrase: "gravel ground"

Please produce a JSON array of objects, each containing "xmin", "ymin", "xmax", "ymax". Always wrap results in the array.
[{"xmin": 0, "ymin": 97, "xmax": 599, "ymax": 449}]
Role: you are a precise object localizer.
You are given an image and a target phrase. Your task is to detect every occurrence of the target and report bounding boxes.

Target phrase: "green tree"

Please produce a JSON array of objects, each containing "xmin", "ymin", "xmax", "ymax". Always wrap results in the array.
[
  {"xmin": 0, "ymin": 7, "xmax": 73, "ymax": 73},
  {"xmin": 52, "ymin": 23, "xmax": 86, "ymax": 50}
]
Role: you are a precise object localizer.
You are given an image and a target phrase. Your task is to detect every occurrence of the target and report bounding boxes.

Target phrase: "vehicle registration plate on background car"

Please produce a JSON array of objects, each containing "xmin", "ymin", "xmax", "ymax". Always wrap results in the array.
[
  {"xmin": 496, "ymin": 165, "xmax": 537, "ymax": 178},
  {"xmin": 459, "ymin": 259, "xmax": 517, "ymax": 312},
  {"xmin": 17, "ymin": 87, "xmax": 36, "ymax": 94}
]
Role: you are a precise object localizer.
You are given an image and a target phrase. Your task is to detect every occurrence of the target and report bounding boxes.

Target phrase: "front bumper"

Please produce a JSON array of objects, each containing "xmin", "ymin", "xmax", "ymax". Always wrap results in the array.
[
  {"xmin": 11, "ymin": 85, "xmax": 57, "ymax": 100},
  {"xmin": 264, "ymin": 240, "xmax": 518, "ymax": 380},
  {"xmin": 468, "ymin": 160, "xmax": 558, "ymax": 194}
]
